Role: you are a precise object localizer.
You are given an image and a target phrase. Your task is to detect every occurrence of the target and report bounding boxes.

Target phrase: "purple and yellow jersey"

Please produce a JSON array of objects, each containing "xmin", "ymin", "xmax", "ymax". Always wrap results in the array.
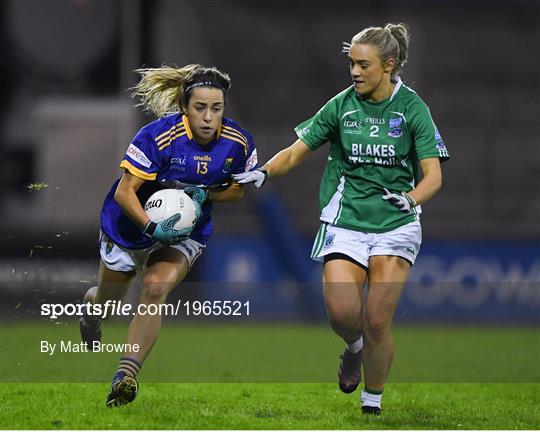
[{"xmin": 100, "ymin": 113, "xmax": 258, "ymax": 249}]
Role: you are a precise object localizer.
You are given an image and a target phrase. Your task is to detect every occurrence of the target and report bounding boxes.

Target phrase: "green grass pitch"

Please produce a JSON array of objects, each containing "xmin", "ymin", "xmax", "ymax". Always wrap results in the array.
[{"xmin": 0, "ymin": 321, "xmax": 539, "ymax": 429}]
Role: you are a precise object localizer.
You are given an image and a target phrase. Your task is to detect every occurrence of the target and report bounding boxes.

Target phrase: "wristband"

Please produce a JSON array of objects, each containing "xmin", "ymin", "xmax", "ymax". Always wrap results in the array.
[
  {"xmin": 143, "ymin": 221, "xmax": 157, "ymax": 238},
  {"xmin": 403, "ymin": 192, "xmax": 417, "ymax": 207}
]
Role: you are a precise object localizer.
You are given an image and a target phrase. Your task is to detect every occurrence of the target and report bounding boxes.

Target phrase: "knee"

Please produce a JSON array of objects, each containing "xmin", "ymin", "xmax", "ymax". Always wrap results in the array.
[
  {"xmin": 141, "ymin": 274, "xmax": 169, "ymax": 304},
  {"xmin": 364, "ymin": 314, "xmax": 391, "ymax": 344},
  {"xmin": 326, "ymin": 301, "xmax": 361, "ymax": 332}
]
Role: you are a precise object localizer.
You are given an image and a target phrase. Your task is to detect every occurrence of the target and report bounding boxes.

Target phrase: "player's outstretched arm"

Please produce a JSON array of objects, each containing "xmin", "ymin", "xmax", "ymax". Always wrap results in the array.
[
  {"xmin": 232, "ymin": 139, "xmax": 311, "ymax": 188},
  {"xmin": 208, "ymin": 183, "xmax": 244, "ymax": 202},
  {"xmin": 264, "ymin": 139, "xmax": 312, "ymax": 177}
]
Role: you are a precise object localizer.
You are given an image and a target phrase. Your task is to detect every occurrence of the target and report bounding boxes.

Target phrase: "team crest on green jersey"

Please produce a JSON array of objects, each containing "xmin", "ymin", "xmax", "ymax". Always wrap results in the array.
[{"xmin": 388, "ymin": 117, "xmax": 403, "ymax": 138}]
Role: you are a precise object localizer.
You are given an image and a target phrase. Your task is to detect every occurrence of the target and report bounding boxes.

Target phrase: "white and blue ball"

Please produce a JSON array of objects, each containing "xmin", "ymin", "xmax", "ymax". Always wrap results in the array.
[{"xmin": 144, "ymin": 189, "xmax": 197, "ymax": 230}]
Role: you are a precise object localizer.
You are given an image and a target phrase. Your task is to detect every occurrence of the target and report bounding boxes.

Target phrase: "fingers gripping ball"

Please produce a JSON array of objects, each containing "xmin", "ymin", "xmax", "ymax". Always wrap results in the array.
[
  {"xmin": 183, "ymin": 186, "xmax": 207, "ymax": 219},
  {"xmin": 144, "ymin": 189, "xmax": 198, "ymax": 244}
]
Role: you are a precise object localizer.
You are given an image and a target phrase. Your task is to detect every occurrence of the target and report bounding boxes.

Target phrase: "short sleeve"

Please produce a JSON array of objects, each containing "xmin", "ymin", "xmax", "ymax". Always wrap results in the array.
[
  {"xmin": 239, "ymin": 132, "xmax": 259, "ymax": 173},
  {"xmin": 119, "ymin": 129, "xmax": 162, "ymax": 180},
  {"xmin": 409, "ymin": 101, "xmax": 450, "ymax": 162},
  {"xmin": 294, "ymin": 98, "xmax": 339, "ymax": 150}
]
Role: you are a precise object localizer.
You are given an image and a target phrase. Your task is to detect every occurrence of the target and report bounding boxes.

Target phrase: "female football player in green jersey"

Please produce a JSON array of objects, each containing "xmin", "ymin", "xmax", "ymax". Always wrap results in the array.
[{"xmin": 234, "ymin": 22, "xmax": 450, "ymax": 415}]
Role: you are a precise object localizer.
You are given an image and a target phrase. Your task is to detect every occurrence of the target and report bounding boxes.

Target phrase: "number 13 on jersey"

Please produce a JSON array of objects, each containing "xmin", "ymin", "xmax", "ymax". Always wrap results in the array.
[{"xmin": 196, "ymin": 161, "xmax": 208, "ymax": 174}]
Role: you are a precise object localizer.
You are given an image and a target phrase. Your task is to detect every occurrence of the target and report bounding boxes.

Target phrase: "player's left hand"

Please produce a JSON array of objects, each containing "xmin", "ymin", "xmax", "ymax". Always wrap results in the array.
[
  {"xmin": 232, "ymin": 169, "xmax": 268, "ymax": 188},
  {"xmin": 183, "ymin": 186, "xmax": 207, "ymax": 219},
  {"xmin": 382, "ymin": 188, "xmax": 417, "ymax": 213}
]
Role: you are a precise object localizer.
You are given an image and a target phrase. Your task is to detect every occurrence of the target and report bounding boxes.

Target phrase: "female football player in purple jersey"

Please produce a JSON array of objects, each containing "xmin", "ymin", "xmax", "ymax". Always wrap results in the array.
[
  {"xmin": 79, "ymin": 64, "xmax": 259, "ymax": 407},
  {"xmin": 235, "ymin": 23, "xmax": 449, "ymax": 415}
]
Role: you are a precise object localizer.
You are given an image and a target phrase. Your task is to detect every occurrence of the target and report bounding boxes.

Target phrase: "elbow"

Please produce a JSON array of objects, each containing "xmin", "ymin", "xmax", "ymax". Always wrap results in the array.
[
  {"xmin": 432, "ymin": 174, "xmax": 443, "ymax": 195},
  {"xmin": 114, "ymin": 185, "xmax": 127, "ymax": 206}
]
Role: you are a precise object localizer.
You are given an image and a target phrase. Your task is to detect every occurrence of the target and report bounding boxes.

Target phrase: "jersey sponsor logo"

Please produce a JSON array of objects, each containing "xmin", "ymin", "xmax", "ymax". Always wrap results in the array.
[
  {"xmin": 349, "ymin": 144, "xmax": 407, "ymax": 166},
  {"xmin": 348, "ymin": 155, "xmax": 407, "ymax": 167},
  {"xmin": 388, "ymin": 117, "xmax": 403, "ymax": 138},
  {"xmin": 245, "ymin": 149, "xmax": 258, "ymax": 172},
  {"xmin": 171, "ymin": 155, "xmax": 186, "ymax": 165},
  {"xmin": 351, "ymin": 143, "xmax": 395, "ymax": 157},
  {"xmin": 170, "ymin": 155, "xmax": 187, "ymax": 172},
  {"xmin": 126, "ymin": 144, "xmax": 152, "ymax": 168}
]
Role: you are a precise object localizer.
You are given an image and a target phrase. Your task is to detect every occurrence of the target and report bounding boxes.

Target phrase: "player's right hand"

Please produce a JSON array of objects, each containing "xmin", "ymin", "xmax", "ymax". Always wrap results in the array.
[
  {"xmin": 232, "ymin": 169, "xmax": 268, "ymax": 188},
  {"xmin": 143, "ymin": 214, "xmax": 192, "ymax": 245}
]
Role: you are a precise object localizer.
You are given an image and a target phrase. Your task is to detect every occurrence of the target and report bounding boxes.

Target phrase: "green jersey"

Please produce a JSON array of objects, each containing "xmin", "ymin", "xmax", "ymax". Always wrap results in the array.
[{"xmin": 295, "ymin": 78, "xmax": 450, "ymax": 233}]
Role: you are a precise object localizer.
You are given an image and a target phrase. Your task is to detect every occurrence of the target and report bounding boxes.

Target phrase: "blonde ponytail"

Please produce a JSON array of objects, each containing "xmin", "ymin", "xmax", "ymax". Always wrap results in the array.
[{"xmin": 131, "ymin": 64, "xmax": 200, "ymax": 118}]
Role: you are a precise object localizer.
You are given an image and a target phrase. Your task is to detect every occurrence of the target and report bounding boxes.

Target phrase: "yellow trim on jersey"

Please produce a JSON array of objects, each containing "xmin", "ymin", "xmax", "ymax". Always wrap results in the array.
[
  {"xmin": 221, "ymin": 131, "xmax": 248, "ymax": 155},
  {"xmin": 156, "ymin": 125, "xmax": 185, "ymax": 146},
  {"xmin": 222, "ymin": 125, "xmax": 248, "ymax": 145},
  {"xmin": 155, "ymin": 121, "xmax": 183, "ymax": 142},
  {"xmin": 119, "ymin": 160, "xmax": 157, "ymax": 181},
  {"xmin": 158, "ymin": 131, "xmax": 187, "ymax": 151},
  {"xmin": 217, "ymin": 121, "xmax": 222, "ymax": 138},
  {"xmin": 182, "ymin": 114, "xmax": 194, "ymax": 140}
]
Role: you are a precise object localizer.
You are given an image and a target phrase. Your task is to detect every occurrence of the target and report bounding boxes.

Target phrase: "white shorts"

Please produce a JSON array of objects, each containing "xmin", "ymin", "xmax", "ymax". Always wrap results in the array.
[
  {"xmin": 99, "ymin": 232, "xmax": 205, "ymax": 273},
  {"xmin": 311, "ymin": 221, "xmax": 422, "ymax": 267}
]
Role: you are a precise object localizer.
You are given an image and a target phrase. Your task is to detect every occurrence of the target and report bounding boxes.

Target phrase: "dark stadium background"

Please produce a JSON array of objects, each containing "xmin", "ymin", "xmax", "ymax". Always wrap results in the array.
[{"xmin": 0, "ymin": 0, "xmax": 538, "ymax": 327}]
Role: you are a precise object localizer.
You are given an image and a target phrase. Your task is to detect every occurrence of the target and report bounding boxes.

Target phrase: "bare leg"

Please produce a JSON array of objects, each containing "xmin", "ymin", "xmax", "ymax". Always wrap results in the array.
[
  {"xmin": 123, "ymin": 247, "xmax": 189, "ymax": 363},
  {"xmin": 323, "ymin": 257, "xmax": 367, "ymax": 343},
  {"xmin": 84, "ymin": 260, "xmax": 135, "ymax": 307},
  {"xmin": 362, "ymin": 256, "xmax": 410, "ymax": 391}
]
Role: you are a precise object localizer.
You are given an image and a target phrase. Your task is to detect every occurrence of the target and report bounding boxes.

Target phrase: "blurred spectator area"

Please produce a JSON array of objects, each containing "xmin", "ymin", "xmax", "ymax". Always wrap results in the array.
[{"xmin": 0, "ymin": 0, "xmax": 539, "ymax": 258}]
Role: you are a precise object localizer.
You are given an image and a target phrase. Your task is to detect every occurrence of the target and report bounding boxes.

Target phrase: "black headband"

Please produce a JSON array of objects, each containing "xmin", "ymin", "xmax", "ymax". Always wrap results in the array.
[{"xmin": 184, "ymin": 80, "xmax": 226, "ymax": 95}]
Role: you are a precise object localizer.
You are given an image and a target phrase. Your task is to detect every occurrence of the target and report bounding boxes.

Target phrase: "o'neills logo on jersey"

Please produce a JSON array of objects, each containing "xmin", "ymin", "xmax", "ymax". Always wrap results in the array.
[
  {"xmin": 364, "ymin": 117, "xmax": 385, "ymax": 125},
  {"xmin": 193, "ymin": 155, "xmax": 212, "ymax": 162}
]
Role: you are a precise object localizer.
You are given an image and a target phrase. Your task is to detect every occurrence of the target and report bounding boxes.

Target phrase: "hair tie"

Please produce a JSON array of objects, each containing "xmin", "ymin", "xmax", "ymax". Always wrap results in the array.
[{"xmin": 342, "ymin": 42, "xmax": 351, "ymax": 54}]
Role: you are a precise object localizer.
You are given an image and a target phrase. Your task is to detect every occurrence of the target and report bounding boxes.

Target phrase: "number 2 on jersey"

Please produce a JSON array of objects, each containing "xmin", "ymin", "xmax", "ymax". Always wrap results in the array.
[{"xmin": 369, "ymin": 125, "xmax": 379, "ymax": 137}]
